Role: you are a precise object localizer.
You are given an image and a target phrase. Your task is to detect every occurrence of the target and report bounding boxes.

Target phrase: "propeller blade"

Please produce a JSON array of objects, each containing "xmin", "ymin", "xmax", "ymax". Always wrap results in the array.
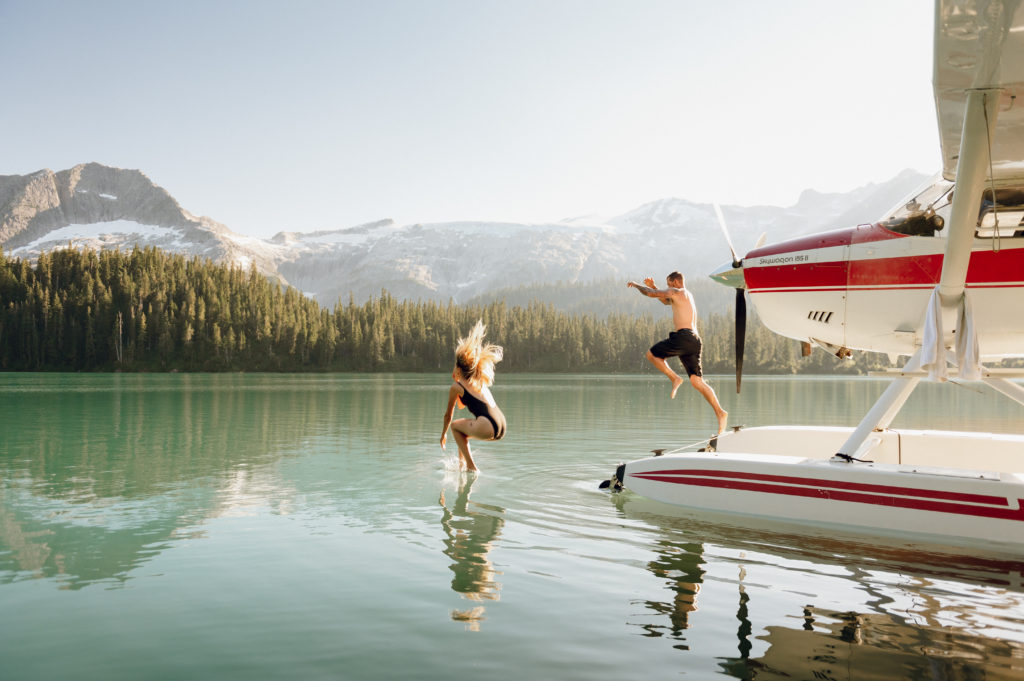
[
  {"xmin": 735, "ymin": 288, "xmax": 746, "ymax": 393},
  {"xmin": 712, "ymin": 202, "xmax": 750, "ymax": 393},
  {"xmin": 713, "ymin": 203, "xmax": 741, "ymax": 267}
]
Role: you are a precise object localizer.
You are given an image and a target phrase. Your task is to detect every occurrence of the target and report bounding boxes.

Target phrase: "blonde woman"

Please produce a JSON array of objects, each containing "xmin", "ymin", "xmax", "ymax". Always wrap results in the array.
[{"xmin": 440, "ymin": 320, "xmax": 506, "ymax": 472}]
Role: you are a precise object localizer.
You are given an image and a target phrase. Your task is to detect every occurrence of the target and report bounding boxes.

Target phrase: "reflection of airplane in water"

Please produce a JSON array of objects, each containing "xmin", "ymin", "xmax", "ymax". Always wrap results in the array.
[
  {"xmin": 438, "ymin": 474, "xmax": 505, "ymax": 631},
  {"xmin": 616, "ymin": 495, "xmax": 1024, "ymax": 679},
  {"xmin": 750, "ymin": 608, "xmax": 1024, "ymax": 681}
]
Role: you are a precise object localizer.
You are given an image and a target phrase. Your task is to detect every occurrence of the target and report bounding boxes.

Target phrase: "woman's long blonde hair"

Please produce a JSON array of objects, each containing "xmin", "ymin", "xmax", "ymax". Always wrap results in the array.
[{"xmin": 455, "ymin": 320, "xmax": 503, "ymax": 389}]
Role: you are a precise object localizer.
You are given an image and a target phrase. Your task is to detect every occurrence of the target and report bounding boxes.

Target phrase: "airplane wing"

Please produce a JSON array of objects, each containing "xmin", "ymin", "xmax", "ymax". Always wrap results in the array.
[
  {"xmin": 935, "ymin": 0, "xmax": 1024, "ymax": 184},
  {"xmin": 934, "ymin": 0, "xmax": 1024, "ymax": 302}
]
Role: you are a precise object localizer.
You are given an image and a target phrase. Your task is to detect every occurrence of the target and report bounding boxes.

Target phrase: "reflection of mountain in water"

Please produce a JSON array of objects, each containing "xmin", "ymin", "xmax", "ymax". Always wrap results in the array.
[
  {"xmin": 0, "ymin": 375, "xmax": 434, "ymax": 589},
  {"xmin": 617, "ymin": 496, "xmax": 1024, "ymax": 680},
  {"xmin": 439, "ymin": 474, "xmax": 505, "ymax": 631}
]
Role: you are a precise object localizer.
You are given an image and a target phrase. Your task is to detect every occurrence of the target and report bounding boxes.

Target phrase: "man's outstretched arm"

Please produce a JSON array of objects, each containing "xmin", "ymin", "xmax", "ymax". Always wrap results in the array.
[{"xmin": 627, "ymin": 279, "xmax": 672, "ymax": 304}]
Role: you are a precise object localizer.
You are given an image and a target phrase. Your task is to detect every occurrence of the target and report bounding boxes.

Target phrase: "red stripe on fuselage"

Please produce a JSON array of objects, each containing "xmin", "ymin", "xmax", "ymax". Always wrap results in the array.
[
  {"xmin": 967, "ymin": 248, "xmax": 1024, "ymax": 283},
  {"xmin": 744, "ymin": 247, "xmax": 1024, "ymax": 291},
  {"xmin": 747, "ymin": 259, "xmax": 1024, "ymax": 292},
  {"xmin": 849, "ymin": 253, "xmax": 942, "ymax": 287},
  {"xmin": 745, "ymin": 262, "xmax": 849, "ymax": 290}
]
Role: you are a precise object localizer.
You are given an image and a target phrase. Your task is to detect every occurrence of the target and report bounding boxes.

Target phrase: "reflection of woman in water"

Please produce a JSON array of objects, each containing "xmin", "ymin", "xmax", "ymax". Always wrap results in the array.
[
  {"xmin": 644, "ymin": 540, "xmax": 706, "ymax": 637},
  {"xmin": 440, "ymin": 320, "xmax": 506, "ymax": 472},
  {"xmin": 439, "ymin": 474, "xmax": 505, "ymax": 630}
]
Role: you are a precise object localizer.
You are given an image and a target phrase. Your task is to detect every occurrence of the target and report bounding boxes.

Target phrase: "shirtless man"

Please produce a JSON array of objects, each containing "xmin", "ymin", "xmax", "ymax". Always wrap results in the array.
[{"xmin": 628, "ymin": 271, "xmax": 729, "ymax": 435}]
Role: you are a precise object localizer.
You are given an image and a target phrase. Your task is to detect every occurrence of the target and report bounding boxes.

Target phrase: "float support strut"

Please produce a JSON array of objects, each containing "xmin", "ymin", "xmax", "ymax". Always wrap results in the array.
[
  {"xmin": 985, "ymin": 378, "xmax": 1024, "ymax": 409},
  {"xmin": 835, "ymin": 375, "xmax": 921, "ymax": 460}
]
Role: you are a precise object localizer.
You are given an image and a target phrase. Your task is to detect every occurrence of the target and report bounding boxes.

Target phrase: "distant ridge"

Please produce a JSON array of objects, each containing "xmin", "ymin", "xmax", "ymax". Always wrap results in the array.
[{"xmin": 1, "ymin": 163, "xmax": 929, "ymax": 307}]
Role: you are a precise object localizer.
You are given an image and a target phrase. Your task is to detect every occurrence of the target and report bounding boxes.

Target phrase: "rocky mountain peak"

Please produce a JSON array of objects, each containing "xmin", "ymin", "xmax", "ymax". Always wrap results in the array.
[{"xmin": 1, "ymin": 163, "xmax": 199, "ymax": 247}]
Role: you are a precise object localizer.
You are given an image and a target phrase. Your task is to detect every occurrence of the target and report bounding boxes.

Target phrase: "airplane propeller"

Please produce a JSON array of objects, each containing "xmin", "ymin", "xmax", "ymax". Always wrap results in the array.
[{"xmin": 710, "ymin": 203, "xmax": 747, "ymax": 393}]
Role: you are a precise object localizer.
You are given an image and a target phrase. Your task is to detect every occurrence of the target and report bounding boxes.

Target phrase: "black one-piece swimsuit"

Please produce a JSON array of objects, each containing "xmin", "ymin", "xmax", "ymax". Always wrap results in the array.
[{"xmin": 457, "ymin": 382, "xmax": 506, "ymax": 440}]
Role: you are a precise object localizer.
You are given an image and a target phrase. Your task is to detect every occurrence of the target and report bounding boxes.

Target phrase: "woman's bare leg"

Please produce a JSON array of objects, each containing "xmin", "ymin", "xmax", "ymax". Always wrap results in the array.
[
  {"xmin": 451, "ymin": 417, "xmax": 495, "ymax": 472},
  {"xmin": 451, "ymin": 428, "xmax": 477, "ymax": 471}
]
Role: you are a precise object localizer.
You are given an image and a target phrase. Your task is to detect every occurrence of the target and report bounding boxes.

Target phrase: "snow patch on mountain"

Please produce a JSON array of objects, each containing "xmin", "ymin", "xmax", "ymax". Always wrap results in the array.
[
  {"xmin": 9, "ymin": 220, "xmax": 188, "ymax": 258},
  {"xmin": 271, "ymin": 219, "xmax": 402, "ymax": 249},
  {"xmin": 610, "ymin": 198, "xmax": 710, "ymax": 234}
]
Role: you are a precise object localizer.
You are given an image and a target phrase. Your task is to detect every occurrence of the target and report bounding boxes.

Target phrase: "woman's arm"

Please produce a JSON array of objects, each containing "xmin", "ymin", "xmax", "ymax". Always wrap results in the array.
[{"xmin": 440, "ymin": 383, "xmax": 461, "ymax": 449}]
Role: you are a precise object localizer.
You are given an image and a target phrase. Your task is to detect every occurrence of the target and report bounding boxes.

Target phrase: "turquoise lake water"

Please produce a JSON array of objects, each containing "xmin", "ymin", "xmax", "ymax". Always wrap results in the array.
[{"xmin": 1, "ymin": 373, "xmax": 1022, "ymax": 680}]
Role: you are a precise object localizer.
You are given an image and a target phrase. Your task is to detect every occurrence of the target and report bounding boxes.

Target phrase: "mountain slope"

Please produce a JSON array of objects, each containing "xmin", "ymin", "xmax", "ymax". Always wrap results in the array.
[{"xmin": 1, "ymin": 163, "xmax": 929, "ymax": 306}]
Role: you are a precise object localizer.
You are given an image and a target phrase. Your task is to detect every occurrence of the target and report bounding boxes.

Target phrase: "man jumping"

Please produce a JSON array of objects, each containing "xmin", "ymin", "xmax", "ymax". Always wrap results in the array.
[{"xmin": 628, "ymin": 272, "xmax": 728, "ymax": 435}]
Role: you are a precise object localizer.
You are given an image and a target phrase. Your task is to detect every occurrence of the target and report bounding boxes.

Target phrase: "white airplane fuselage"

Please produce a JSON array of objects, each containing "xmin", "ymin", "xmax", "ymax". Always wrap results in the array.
[{"xmin": 742, "ymin": 222, "xmax": 1024, "ymax": 359}]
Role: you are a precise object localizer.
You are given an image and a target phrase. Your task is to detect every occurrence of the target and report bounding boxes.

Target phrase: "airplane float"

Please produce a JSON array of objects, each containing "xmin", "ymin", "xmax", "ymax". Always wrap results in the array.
[{"xmin": 604, "ymin": 0, "xmax": 1024, "ymax": 553}]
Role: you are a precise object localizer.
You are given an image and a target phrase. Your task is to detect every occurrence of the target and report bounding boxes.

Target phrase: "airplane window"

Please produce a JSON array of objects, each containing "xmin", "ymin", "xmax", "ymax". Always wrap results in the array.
[
  {"xmin": 882, "ymin": 209, "xmax": 944, "ymax": 236},
  {"xmin": 880, "ymin": 179, "xmax": 1024, "ymax": 238},
  {"xmin": 978, "ymin": 187, "xmax": 1024, "ymax": 237},
  {"xmin": 880, "ymin": 177, "xmax": 952, "ymax": 237}
]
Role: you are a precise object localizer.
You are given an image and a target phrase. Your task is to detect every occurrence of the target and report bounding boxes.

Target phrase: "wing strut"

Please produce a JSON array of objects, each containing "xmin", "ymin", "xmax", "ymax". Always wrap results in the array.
[
  {"xmin": 939, "ymin": 88, "xmax": 1001, "ymax": 303},
  {"xmin": 834, "ymin": 88, "xmax": 1001, "ymax": 461}
]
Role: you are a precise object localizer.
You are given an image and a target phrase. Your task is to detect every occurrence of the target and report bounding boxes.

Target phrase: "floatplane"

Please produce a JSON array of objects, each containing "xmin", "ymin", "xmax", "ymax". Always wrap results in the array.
[{"xmin": 604, "ymin": 0, "xmax": 1024, "ymax": 552}]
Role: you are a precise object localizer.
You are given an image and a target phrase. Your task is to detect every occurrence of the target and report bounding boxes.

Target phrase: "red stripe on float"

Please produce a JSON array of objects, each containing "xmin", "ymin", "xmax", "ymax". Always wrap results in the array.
[{"xmin": 630, "ymin": 469, "xmax": 1024, "ymax": 522}]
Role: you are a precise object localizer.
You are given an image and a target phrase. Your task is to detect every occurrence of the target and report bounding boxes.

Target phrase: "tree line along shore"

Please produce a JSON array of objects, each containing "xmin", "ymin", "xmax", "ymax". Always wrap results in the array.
[{"xmin": 0, "ymin": 246, "xmax": 897, "ymax": 374}]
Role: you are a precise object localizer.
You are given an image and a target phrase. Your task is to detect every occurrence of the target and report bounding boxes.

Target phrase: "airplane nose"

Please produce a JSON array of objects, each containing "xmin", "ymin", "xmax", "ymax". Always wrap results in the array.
[{"xmin": 709, "ymin": 260, "xmax": 744, "ymax": 288}]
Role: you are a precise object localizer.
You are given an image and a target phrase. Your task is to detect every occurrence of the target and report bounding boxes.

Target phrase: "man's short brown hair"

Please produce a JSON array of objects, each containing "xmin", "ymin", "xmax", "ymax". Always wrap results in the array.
[{"xmin": 668, "ymin": 271, "xmax": 684, "ymax": 285}]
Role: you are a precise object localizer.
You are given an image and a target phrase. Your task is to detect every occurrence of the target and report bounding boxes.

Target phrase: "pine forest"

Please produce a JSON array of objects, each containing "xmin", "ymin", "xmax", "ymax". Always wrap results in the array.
[{"xmin": 0, "ymin": 247, "xmax": 894, "ymax": 375}]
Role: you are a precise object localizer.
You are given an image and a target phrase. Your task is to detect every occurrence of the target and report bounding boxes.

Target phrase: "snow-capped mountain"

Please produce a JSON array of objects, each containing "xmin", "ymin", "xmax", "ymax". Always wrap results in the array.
[
  {"xmin": 0, "ymin": 163, "xmax": 284, "ymax": 277},
  {"xmin": 0, "ymin": 163, "xmax": 928, "ymax": 305}
]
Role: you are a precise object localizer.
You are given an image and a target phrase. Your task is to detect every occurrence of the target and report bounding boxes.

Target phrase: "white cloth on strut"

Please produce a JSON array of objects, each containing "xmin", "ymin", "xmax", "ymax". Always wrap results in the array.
[
  {"xmin": 956, "ymin": 290, "xmax": 982, "ymax": 381},
  {"xmin": 905, "ymin": 286, "xmax": 982, "ymax": 381},
  {"xmin": 911, "ymin": 286, "xmax": 948, "ymax": 381}
]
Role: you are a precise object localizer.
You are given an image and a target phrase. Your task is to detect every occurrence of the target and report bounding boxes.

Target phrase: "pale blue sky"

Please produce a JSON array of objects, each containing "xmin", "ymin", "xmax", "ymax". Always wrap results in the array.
[{"xmin": 1, "ymin": 1, "xmax": 938, "ymax": 237}]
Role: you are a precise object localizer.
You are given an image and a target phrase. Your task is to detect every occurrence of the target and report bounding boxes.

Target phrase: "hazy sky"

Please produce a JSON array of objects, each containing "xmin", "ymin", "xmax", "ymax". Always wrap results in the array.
[{"xmin": 1, "ymin": 1, "xmax": 938, "ymax": 238}]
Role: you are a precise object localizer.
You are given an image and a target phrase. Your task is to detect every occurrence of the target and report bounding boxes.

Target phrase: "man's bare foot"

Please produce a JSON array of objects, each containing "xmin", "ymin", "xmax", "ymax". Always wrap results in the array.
[
  {"xmin": 717, "ymin": 410, "xmax": 729, "ymax": 435},
  {"xmin": 670, "ymin": 376, "xmax": 684, "ymax": 399}
]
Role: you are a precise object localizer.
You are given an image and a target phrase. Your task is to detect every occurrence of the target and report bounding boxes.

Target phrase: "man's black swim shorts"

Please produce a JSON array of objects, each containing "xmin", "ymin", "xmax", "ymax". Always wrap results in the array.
[{"xmin": 649, "ymin": 328, "xmax": 703, "ymax": 377}]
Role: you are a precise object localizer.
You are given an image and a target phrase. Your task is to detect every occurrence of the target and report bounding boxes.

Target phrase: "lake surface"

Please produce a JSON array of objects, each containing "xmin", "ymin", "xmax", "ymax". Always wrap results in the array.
[{"xmin": 1, "ymin": 373, "xmax": 1023, "ymax": 680}]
